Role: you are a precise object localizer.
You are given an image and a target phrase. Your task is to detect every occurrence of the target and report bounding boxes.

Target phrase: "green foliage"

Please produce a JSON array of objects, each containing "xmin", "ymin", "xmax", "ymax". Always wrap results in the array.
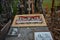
[
  {"xmin": 12, "ymin": 0, "xmax": 18, "ymax": 16},
  {"xmin": 55, "ymin": 0, "xmax": 60, "ymax": 6},
  {"xmin": 42, "ymin": 0, "xmax": 52, "ymax": 10},
  {"xmin": 12, "ymin": 0, "xmax": 60, "ymax": 15},
  {"xmin": 42, "ymin": 0, "xmax": 60, "ymax": 10}
]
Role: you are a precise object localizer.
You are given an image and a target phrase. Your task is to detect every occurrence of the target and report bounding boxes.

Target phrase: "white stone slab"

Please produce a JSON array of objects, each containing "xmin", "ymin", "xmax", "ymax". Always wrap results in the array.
[{"xmin": 34, "ymin": 32, "xmax": 53, "ymax": 40}]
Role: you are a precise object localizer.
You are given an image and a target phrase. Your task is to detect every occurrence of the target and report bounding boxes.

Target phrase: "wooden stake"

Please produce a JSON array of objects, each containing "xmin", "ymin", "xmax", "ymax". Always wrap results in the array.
[{"xmin": 32, "ymin": 0, "xmax": 34, "ymax": 14}]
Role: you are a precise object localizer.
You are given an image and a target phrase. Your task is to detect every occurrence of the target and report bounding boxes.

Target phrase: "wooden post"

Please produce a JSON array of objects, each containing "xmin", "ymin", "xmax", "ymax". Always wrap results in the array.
[
  {"xmin": 45, "ymin": 4, "xmax": 48, "ymax": 14},
  {"xmin": 51, "ymin": 0, "xmax": 55, "ymax": 39},
  {"xmin": 32, "ymin": 0, "xmax": 34, "ymax": 14},
  {"xmin": 51, "ymin": 0, "xmax": 55, "ymax": 18},
  {"xmin": 51, "ymin": 0, "xmax": 55, "ymax": 23}
]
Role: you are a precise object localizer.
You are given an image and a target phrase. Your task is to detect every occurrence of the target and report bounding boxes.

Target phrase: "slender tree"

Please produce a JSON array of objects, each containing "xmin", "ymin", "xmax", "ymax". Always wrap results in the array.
[{"xmin": 51, "ymin": 0, "xmax": 55, "ymax": 22}]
